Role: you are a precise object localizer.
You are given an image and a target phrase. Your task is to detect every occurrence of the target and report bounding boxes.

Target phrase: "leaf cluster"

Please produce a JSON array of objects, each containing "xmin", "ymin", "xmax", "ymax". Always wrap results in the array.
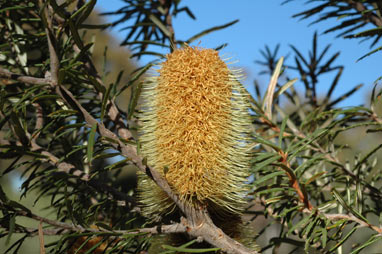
[
  {"xmin": 248, "ymin": 31, "xmax": 382, "ymax": 253},
  {"xmin": 0, "ymin": 0, "xmax": 244, "ymax": 253},
  {"xmin": 286, "ymin": 0, "xmax": 382, "ymax": 60},
  {"xmin": 0, "ymin": 0, "xmax": 382, "ymax": 253}
]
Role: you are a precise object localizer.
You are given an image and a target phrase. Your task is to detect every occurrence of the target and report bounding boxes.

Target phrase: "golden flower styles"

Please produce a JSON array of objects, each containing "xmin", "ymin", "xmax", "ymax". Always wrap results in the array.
[{"xmin": 138, "ymin": 46, "xmax": 252, "ymax": 219}]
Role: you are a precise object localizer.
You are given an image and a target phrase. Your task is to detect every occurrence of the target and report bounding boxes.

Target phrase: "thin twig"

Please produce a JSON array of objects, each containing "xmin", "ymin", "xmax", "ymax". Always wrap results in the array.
[
  {"xmin": 251, "ymin": 198, "xmax": 382, "ymax": 235},
  {"xmin": 0, "ymin": 100, "xmax": 134, "ymax": 206},
  {"xmin": 258, "ymin": 114, "xmax": 382, "ymax": 199},
  {"xmin": 29, "ymin": 140, "xmax": 135, "ymax": 204},
  {"xmin": 4, "ymin": 209, "xmax": 187, "ymax": 236},
  {"xmin": 38, "ymin": 221, "xmax": 46, "ymax": 254},
  {"xmin": 0, "ymin": 68, "xmax": 50, "ymax": 85},
  {"xmin": 31, "ymin": 103, "xmax": 43, "ymax": 141},
  {"xmin": 40, "ymin": 0, "xmax": 59, "ymax": 84},
  {"xmin": 159, "ymin": 0, "xmax": 176, "ymax": 51},
  {"xmin": 322, "ymin": 212, "xmax": 382, "ymax": 234},
  {"xmin": 278, "ymin": 151, "xmax": 313, "ymax": 210},
  {"xmin": 72, "ymin": 44, "xmax": 133, "ymax": 141}
]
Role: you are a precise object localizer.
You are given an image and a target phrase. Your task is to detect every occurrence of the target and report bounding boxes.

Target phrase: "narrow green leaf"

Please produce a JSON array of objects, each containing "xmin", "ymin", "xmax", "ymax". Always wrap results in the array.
[
  {"xmin": 72, "ymin": 43, "xmax": 93, "ymax": 63},
  {"xmin": 274, "ymin": 78, "xmax": 297, "ymax": 100},
  {"xmin": 186, "ymin": 19, "xmax": 239, "ymax": 44},
  {"xmin": 48, "ymin": 109, "xmax": 78, "ymax": 118},
  {"xmin": 0, "ymin": 184, "xmax": 9, "ymax": 203},
  {"xmin": 87, "ymin": 124, "xmax": 97, "ymax": 165},
  {"xmin": 68, "ymin": 19, "xmax": 84, "ymax": 49},
  {"xmin": 92, "ymin": 152, "xmax": 121, "ymax": 161},
  {"xmin": 0, "ymin": 113, "xmax": 9, "ymax": 132},
  {"xmin": 130, "ymin": 51, "xmax": 165, "ymax": 59},
  {"xmin": 100, "ymin": 84, "xmax": 112, "ymax": 122},
  {"xmin": 6, "ymin": 215, "xmax": 15, "ymax": 245},
  {"xmin": 351, "ymin": 234, "xmax": 382, "ymax": 254},
  {"xmin": 354, "ymin": 143, "xmax": 382, "ymax": 171},
  {"xmin": 274, "ymin": 104, "xmax": 300, "ymax": 134},
  {"xmin": 278, "ymin": 116, "xmax": 288, "ymax": 147},
  {"xmin": 254, "ymin": 135, "xmax": 281, "ymax": 152},
  {"xmin": 367, "ymin": 128, "xmax": 382, "ymax": 133},
  {"xmin": 321, "ymin": 226, "xmax": 328, "ymax": 248},
  {"xmin": 254, "ymin": 171, "xmax": 285, "ymax": 185},
  {"xmin": 287, "ymin": 129, "xmax": 329, "ymax": 159},
  {"xmin": 352, "ymin": 27, "xmax": 382, "ymax": 38},
  {"xmin": 290, "ymin": 44, "xmax": 309, "ymax": 67},
  {"xmin": 48, "ymin": 0, "xmax": 67, "ymax": 18},
  {"xmin": 175, "ymin": 6, "xmax": 196, "ymax": 20},
  {"xmin": 160, "ymin": 239, "xmax": 198, "ymax": 254},
  {"xmin": 305, "ymin": 171, "xmax": 326, "ymax": 185},
  {"xmin": 127, "ymin": 82, "xmax": 142, "ymax": 120},
  {"xmin": 214, "ymin": 43, "xmax": 228, "ymax": 51},
  {"xmin": 10, "ymin": 111, "xmax": 28, "ymax": 146},
  {"xmin": 7, "ymin": 200, "xmax": 31, "ymax": 214},
  {"xmin": 117, "ymin": 63, "xmax": 152, "ymax": 97},
  {"xmin": 256, "ymin": 187, "xmax": 292, "ymax": 195},
  {"xmin": 278, "ymin": 205, "xmax": 303, "ymax": 218},
  {"xmin": 73, "ymin": 235, "xmax": 93, "ymax": 254},
  {"xmin": 370, "ymin": 83, "xmax": 381, "ymax": 112},
  {"xmin": 329, "ymin": 226, "xmax": 357, "ymax": 252},
  {"xmin": 265, "ymin": 196, "xmax": 284, "ymax": 204},
  {"xmin": 54, "ymin": 123, "xmax": 86, "ymax": 135},
  {"xmin": 79, "ymin": 23, "xmax": 112, "ymax": 29},
  {"xmin": 324, "ymin": 67, "xmax": 343, "ymax": 104},
  {"xmin": 251, "ymin": 155, "xmax": 281, "ymax": 172},
  {"xmin": 32, "ymin": 94, "xmax": 60, "ymax": 102},
  {"xmin": 357, "ymin": 46, "xmax": 382, "ymax": 61},
  {"xmin": 113, "ymin": 70, "xmax": 125, "ymax": 91},
  {"xmin": 251, "ymin": 152, "xmax": 276, "ymax": 163},
  {"xmin": 121, "ymin": 40, "xmax": 168, "ymax": 47},
  {"xmin": 88, "ymin": 75, "xmax": 106, "ymax": 94},
  {"xmin": 95, "ymin": 222, "xmax": 113, "ymax": 231},
  {"xmin": 149, "ymin": 14, "xmax": 172, "ymax": 38},
  {"xmin": 327, "ymin": 84, "xmax": 363, "ymax": 107},
  {"xmin": 294, "ymin": 154, "xmax": 325, "ymax": 176},
  {"xmin": 105, "ymin": 158, "xmax": 130, "ymax": 170},
  {"xmin": 0, "ymin": 5, "xmax": 31, "ymax": 12},
  {"xmin": 75, "ymin": 0, "xmax": 96, "ymax": 26},
  {"xmin": 332, "ymin": 189, "xmax": 368, "ymax": 222},
  {"xmin": 287, "ymin": 215, "xmax": 311, "ymax": 236},
  {"xmin": 302, "ymin": 215, "xmax": 319, "ymax": 239},
  {"xmin": 161, "ymin": 245, "xmax": 220, "ymax": 253}
]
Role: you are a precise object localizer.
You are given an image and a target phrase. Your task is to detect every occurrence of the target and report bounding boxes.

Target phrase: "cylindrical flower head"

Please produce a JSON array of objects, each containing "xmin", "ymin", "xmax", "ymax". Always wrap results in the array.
[{"xmin": 138, "ymin": 46, "xmax": 252, "ymax": 219}]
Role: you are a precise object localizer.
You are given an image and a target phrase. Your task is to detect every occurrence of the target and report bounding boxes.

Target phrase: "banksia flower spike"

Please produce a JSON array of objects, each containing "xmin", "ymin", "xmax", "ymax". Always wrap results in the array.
[{"xmin": 138, "ymin": 46, "xmax": 252, "ymax": 220}]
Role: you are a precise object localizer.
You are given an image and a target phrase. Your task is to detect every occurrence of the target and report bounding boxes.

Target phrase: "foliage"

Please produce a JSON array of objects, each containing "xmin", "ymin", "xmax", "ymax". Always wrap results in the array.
[
  {"xmin": 251, "ymin": 35, "xmax": 382, "ymax": 253},
  {"xmin": 287, "ymin": 0, "xmax": 382, "ymax": 61},
  {"xmin": 0, "ymin": 0, "xmax": 381, "ymax": 254}
]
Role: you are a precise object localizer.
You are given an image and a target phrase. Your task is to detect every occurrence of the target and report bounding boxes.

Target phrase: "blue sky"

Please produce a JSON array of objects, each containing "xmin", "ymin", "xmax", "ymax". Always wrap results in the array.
[{"xmin": 96, "ymin": 0, "xmax": 381, "ymax": 107}]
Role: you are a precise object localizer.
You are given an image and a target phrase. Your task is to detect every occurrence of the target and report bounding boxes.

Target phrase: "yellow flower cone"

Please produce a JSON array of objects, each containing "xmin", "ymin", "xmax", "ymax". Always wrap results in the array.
[{"xmin": 138, "ymin": 46, "xmax": 252, "ymax": 220}]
